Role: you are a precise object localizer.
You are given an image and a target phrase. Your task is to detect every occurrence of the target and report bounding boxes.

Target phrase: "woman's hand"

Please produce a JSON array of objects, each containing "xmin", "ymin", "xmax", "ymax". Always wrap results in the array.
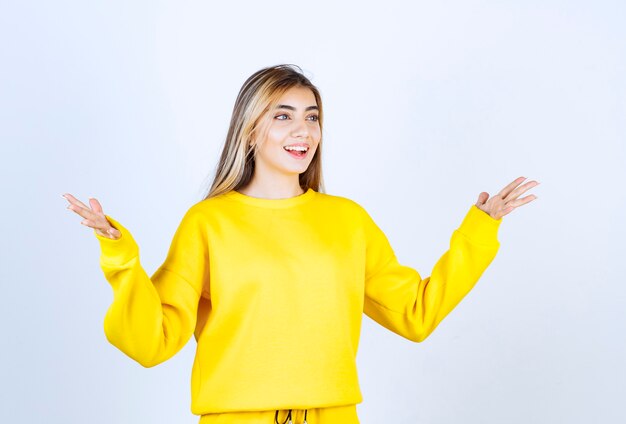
[
  {"xmin": 62, "ymin": 193, "xmax": 121, "ymax": 240},
  {"xmin": 475, "ymin": 176, "xmax": 539, "ymax": 220}
]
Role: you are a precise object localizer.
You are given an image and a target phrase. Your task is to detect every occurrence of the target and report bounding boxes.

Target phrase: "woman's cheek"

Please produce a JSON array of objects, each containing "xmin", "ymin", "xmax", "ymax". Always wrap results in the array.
[{"xmin": 273, "ymin": 125, "xmax": 290, "ymax": 139}]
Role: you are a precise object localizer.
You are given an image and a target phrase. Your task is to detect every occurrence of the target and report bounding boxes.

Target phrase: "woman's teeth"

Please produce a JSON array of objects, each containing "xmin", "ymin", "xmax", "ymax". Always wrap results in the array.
[{"xmin": 284, "ymin": 146, "xmax": 308, "ymax": 157}]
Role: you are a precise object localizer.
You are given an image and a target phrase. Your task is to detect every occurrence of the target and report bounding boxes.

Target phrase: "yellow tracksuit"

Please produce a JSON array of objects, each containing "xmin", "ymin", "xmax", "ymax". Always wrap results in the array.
[{"xmin": 94, "ymin": 188, "xmax": 501, "ymax": 423}]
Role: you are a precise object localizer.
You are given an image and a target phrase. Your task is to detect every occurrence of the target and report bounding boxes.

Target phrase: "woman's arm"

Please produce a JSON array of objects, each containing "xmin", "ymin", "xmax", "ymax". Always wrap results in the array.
[
  {"xmin": 64, "ymin": 194, "xmax": 209, "ymax": 366},
  {"xmin": 95, "ymin": 207, "xmax": 208, "ymax": 367},
  {"xmin": 361, "ymin": 176, "xmax": 538, "ymax": 342},
  {"xmin": 94, "ymin": 207, "xmax": 209, "ymax": 367},
  {"xmin": 362, "ymin": 204, "xmax": 501, "ymax": 342}
]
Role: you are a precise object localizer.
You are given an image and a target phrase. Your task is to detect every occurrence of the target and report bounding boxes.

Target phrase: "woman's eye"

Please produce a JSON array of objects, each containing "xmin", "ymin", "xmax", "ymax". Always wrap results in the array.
[{"xmin": 274, "ymin": 113, "xmax": 318, "ymax": 122}]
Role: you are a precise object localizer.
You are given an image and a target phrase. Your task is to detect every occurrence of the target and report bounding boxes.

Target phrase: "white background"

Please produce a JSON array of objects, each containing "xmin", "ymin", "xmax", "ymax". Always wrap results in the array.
[{"xmin": 1, "ymin": 0, "xmax": 625, "ymax": 423}]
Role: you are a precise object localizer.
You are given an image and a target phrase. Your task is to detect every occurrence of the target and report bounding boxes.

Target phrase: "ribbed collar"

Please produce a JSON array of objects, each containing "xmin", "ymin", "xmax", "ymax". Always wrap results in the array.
[{"xmin": 223, "ymin": 187, "xmax": 316, "ymax": 209}]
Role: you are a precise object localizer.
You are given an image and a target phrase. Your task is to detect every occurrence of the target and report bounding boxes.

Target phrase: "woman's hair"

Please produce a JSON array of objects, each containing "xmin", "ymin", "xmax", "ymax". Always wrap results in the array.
[{"xmin": 202, "ymin": 64, "xmax": 325, "ymax": 200}]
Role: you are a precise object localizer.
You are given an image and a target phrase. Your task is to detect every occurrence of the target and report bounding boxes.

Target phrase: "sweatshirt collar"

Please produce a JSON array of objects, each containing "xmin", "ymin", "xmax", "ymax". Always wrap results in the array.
[{"xmin": 224, "ymin": 187, "xmax": 316, "ymax": 209}]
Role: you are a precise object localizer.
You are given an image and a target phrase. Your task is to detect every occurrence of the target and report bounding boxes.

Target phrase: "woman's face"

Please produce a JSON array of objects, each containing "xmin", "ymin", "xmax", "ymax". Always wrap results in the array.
[{"xmin": 252, "ymin": 86, "xmax": 321, "ymax": 179}]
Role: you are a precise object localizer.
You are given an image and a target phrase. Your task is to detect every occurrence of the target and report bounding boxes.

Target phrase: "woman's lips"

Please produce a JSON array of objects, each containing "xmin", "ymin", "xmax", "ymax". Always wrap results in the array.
[{"xmin": 284, "ymin": 147, "xmax": 308, "ymax": 159}]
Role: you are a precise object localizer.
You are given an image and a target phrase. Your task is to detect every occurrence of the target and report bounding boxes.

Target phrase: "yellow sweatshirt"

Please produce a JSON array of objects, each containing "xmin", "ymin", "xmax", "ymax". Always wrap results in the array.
[{"xmin": 94, "ymin": 187, "xmax": 501, "ymax": 415}]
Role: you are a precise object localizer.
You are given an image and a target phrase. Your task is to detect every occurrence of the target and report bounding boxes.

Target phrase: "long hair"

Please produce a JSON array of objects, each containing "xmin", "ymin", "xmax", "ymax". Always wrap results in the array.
[{"xmin": 201, "ymin": 64, "xmax": 325, "ymax": 200}]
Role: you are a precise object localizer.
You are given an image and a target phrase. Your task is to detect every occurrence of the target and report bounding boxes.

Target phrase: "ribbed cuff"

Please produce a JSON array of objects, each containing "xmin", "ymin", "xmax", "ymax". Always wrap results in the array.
[
  {"xmin": 457, "ymin": 205, "xmax": 502, "ymax": 246},
  {"xmin": 94, "ymin": 215, "xmax": 139, "ymax": 265}
]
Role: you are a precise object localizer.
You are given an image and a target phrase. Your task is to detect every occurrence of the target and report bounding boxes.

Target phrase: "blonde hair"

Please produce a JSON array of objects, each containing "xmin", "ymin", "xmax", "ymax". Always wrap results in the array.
[{"xmin": 202, "ymin": 64, "xmax": 325, "ymax": 200}]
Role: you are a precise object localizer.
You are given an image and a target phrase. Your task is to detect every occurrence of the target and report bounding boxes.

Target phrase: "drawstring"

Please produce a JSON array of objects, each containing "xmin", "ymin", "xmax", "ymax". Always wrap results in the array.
[
  {"xmin": 274, "ymin": 409, "xmax": 291, "ymax": 424},
  {"xmin": 274, "ymin": 409, "xmax": 308, "ymax": 424}
]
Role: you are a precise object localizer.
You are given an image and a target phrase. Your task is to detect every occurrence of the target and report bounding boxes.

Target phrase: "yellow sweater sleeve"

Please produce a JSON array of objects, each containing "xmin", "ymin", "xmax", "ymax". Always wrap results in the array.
[
  {"xmin": 362, "ymin": 204, "xmax": 501, "ymax": 342},
  {"xmin": 94, "ymin": 206, "xmax": 209, "ymax": 367}
]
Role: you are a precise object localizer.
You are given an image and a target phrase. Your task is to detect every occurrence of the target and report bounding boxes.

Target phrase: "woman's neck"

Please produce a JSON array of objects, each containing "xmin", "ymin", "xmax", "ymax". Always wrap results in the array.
[{"xmin": 237, "ymin": 179, "xmax": 304, "ymax": 200}]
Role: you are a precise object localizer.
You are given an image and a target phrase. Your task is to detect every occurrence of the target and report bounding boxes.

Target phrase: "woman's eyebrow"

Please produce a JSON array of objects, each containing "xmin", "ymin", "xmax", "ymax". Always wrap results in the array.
[{"xmin": 275, "ymin": 104, "xmax": 319, "ymax": 111}]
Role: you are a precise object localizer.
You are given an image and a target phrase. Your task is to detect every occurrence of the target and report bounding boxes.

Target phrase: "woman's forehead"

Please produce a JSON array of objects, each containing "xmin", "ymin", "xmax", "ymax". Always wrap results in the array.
[{"xmin": 276, "ymin": 86, "xmax": 317, "ymax": 106}]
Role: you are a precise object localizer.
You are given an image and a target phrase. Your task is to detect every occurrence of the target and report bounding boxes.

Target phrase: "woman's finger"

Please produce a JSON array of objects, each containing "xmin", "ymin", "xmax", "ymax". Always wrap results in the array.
[
  {"xmin": 504, "ymin": 180, "xmax": 540, "ymax": 202},
  {"xmin": 65, "ymin": 194, "xmax": 107, "ymax": 220},
  {"xmin": 81, "ymin": 214, "xmax": 120, "ymax": 239},
  {"xmin": 64, "ymin": 196, "xmax": 99, "ymax": 222},
  {"xmin": 63, "ymin": 193, "xmax": 117, "ymax": 236},
  {"xmin": 88, "ymin": 197, "xmax": 104, "ymax": 214},
  {"xmin": 505, "ymin": 194, "xmax": 538, "ymax": 209},
  {"xmin": 85, "ymin": 198, "xmax": 120, "ymax": 237},
  {"xmin": 497, "ymin": 206, "xmax": 515, "ymax": 219},
  {"xmin": 497, "ymin": 176, "xmax": 526, "ymax": 199},
  {"xmin": 63, "ymin": 193, "xmax": 92, "ymax": 212},
  {"xmin": 476, "ymin": 192, "xmax": 489, "ymax": 206}
]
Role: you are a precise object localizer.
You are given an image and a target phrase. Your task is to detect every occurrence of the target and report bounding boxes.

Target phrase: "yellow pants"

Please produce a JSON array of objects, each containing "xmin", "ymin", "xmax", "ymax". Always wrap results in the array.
[{"xmin": 198, "ymin": 404, "xmax": 359, "ymax": 424}]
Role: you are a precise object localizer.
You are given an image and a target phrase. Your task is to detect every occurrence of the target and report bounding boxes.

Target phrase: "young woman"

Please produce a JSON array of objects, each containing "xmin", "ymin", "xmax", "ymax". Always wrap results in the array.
[{"xmin": 63, "ymin": 64, "xmax": 538, "ymax": 424}]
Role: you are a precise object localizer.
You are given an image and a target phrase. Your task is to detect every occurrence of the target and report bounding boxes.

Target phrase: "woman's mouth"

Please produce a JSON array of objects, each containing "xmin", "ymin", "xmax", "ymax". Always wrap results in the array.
[{"xmin": 283, "ymin": 145, "xmax": 309, "ymax": 159}]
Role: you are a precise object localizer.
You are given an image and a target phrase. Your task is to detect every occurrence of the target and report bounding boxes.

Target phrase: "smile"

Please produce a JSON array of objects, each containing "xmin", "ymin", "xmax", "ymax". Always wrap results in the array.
[{"xmin": 283, "ymin": 145, "xmax": 309, "ymax": 158}]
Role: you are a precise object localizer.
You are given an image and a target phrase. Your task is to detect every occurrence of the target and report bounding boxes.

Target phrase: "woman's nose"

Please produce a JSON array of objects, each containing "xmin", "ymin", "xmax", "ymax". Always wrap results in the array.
[{"xmin": 291, "ymin": 119, "xmax": 310, "ymax": 138}]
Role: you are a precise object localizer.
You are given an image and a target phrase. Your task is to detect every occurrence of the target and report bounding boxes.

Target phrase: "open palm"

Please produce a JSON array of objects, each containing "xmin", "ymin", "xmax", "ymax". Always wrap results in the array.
[
  {"xmin": 475, "ymin": 176, "xmax": 539, "ymax": 220},
  {"xmin": 62, "ymin": 193, "xmax": 121, "ymax": 239}
]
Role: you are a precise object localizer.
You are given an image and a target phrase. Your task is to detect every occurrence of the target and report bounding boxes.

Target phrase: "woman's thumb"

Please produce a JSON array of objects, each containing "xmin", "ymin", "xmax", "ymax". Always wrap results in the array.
[{"xmin": 476, "ymin": 192, "xmax": 489, "ymax": 205}]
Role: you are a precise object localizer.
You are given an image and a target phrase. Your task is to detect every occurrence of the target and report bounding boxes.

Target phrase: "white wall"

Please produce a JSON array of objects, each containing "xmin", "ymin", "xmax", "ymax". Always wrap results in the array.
[{"xmin": 1, "ymin": 0, "xmax": 624, "ymax": 423}]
